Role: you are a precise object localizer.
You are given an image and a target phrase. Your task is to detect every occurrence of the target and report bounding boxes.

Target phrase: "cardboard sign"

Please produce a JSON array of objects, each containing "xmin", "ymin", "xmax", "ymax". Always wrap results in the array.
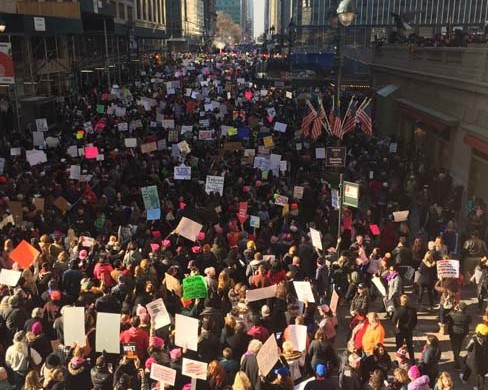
[
  {"xmin": 310, "ymin": 228, "xmax": 323, "ymax": 250},
  {"xmin": 256, "ymin": 335, "xmax": 280, "ymax": 377},
  {"xmin": 246, "ymin": 284, "xmax": 277, "ymax": 302},
  {"xmin": 293, "ymin": 186, "xmax": 304, "ymax": 200},
  {"xmin": 329, "ymin": 290, "xmax": 339, "ymax": 314},
  {"xmin": 146, "ymin": 298, "xmax": 171, "ymax": 329},
  {"xmin": 183, "ymin": 275, "xmax": 208, "ymax": 300},
  {"xmin": 150, "ymin": 363, "xmax": 177, "ymax": 386},
  {"xmin": 182, "ymin": 358, "xmax": 208, "ymax": 380},
  {"xmin": 205, "ymin": 175, "xmax": 225, "ymax": 195},
  {"xmin": 437, "ymin": 259, "xmax": 460, "ymax": 279},
  {"xmin": 64, "ymin": 307, "xmax": 86, "ymax": 347},
  {"xmin": 222, "ymin": 142, "xmax": 243, "ymax": 151},
  {"xmin": 0, "ymin": 269, "xmax": 22, "ymax": 287},
  {"xmin": 9, "ymin": 240, "xmax": 40, "ymax": 269},
  {"xmin": 293, "ymin": 281, "xmax": 315, "ymax": 303},
  {"xmin": 95, "ymin": 312, "xmax": 120, "ymax": 353},
  {"xmin": 175, "ymin": 314, "xmax": 199, "ymax": 351},
  {"xmin": 165, "ymin": 273, "xmax": 182, "ymax": 297},
  {"xmin": 372, "ymin": 276, "xmax": 386, "ymax": 297},
  {"xmin": 174, "ymin": 217, "xmax": 203, "ymax": 242},
  {"xmin": 168, "ymin": 130, "xmax": 179, "ymax": 143},
  {"xmin": 53, "ymin": 197, "xmax": 70, "ymax": 213},
  {"xmin": 393, "ymin": 210, "xmax": 409, "ymax": 222},
  {"xmin": 140, "ymin": 142, "xmax": 157, "ymax": 154},
  {"xmin": 141, "ymin": 185, "xmax": 160, "ymax": 211}
]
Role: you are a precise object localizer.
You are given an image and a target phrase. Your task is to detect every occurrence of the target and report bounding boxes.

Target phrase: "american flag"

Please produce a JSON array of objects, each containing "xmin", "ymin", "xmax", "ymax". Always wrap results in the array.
[
  {"xmin": 311, "ymin": 105, "xmax": 325, "ymax": 140},
  {"xmin": 356, "ymin": 98, "xmax": 373, "ymax": 136},
  {"xmin": 333, "ymin": 111, "xmax": 343, "ymax": 138},
  {"xmin": 301, "ymin": 100, "xmax": 316, "ymax": 137},
  {"xmin": 341, "ymin": 98, "xmax": 358, "ymax": 137}
]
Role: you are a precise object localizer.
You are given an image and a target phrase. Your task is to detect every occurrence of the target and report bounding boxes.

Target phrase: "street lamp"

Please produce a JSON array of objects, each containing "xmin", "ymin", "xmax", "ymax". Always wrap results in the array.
[{"xmin": 0, "ymin": 19, "xmax": 6, "ymax": 33}]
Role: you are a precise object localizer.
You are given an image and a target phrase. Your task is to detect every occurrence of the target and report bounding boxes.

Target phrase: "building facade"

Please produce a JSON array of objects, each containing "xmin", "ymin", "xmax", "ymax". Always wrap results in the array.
[
  {"xmin": 216, "ymin": 0, "xmax": 241, "ymax": 25},
  {"xmin": 240, "ymin": 0, "xmax": 253, "ymax": 42}
]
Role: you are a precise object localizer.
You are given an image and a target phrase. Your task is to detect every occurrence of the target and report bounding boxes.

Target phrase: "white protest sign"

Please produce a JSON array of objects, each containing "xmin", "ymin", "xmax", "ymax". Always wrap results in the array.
[
  {"xmin": 256, "ymin": 334, "xmax": 280, "ymax": 377},
  {"xmin": 10, "ymin": 147, "xmax": 21, "ymax": 156},
  {"xmin": 250, "ymin": 215, "xmax": 260, "ymax": 228},
  {"xmin": 67, "ymin": 145, "xmax": 78, "ymax": 158},
  {"xmin": 181, "ymin": 125, "xmax": 193, "ymax": 134},
  {"xmin": 146, "ymin": 298, "xmax": 171, "ymax": 329},
  {"xmin": 69, "ymin": 165, "xmax": 81, "ymax": 180},
  {"xmin": 45, "ymin": 137, "xmax": 59, "ymax": 148},
  {"xmin": 150, "ymin": 363, "xmax": 177, "ymax": 386},
  {"xmin": 437, "ymin": 259, "xmax": 460, "ymax": 279},
  {"xmin": 25, "ymin": 150, "xmax": 47, "ymax": 166},
  {"xmin": 177, "ymin": 140, "xmax": 191, "ymax": 154},
  {"xmin": 64, "ymin": 306, "xmax": 86, "ymax": 347},
  {"xmin": 124, "ymin": 138, "xmax": 137, "ymax": 148},
  {"xmin": 372, "ymin": 276, "xmax": 386, "ymax": 297},
  {"xmin": 205, "ymin": 175, "xmax": 225, "ymax": 195},
  {"xmin": 0, "ymin": 158, "xmax": 5, "ymax": 175},
  {"xmin": 310, "ymin": 228, "xmax": 323, "ymax": 251},
  {"xmin": 286, "ymin": 91, "xmax": 293, "ymax": 99},
  {"xmin": 0, "ymin": 269, "xmax": 22, "ymax": 286},
  {"xmin": 175, "ymin": 314, "xmax": 199, "ymax": 351},
  {"xmin": 95, "ymin": 312, "xmax": 120, "ymax": 353},
  {"xmin": 246, "ymin": 284, "xmax": 277, "ymax": 302},
  {"xmin": 162, "ymin": 119, "xmax": 175, "ymax": 129},
  {"xmin": 274, "ymin": 122, "xmax": 287, "ymax": 133},
  {"xmin": 315, "ymin": 148, "xmax": 326, "ymax": 159},
  {"xmin": 275, "ymin": 194, "xmax": 289, "ymax": 206},
  {"xmin": 389, "ymin": 143, "xmax": 398, "ymax": 153},
  {"xmin": 33, "ymin": 131, "xmax": 45, "ymax": 147},
  {"xmin": 174, "ymin": 165, "xmax": 191, "ymax": 180},
  {"xmin": 182, "ymin": 358, "xmax": 208, "ymax": 380},
  {"xmin": 329, "ymin": 290, "xmax": 339, "ymax": 314},
  {"xmin": 293, "ymin": 186, "xmax": 304, "ymax": 200},
  {"xmin": 174, "ymin": 217, "xmax": 203, "ymax": 242},
  {"xmin": 393, "ymin": 210, "xmax": 409, "ymax": 222},
  {"xmin": 35, "ymin": 118, "xmax": 48, "ymax": 132},
  {"xmin": 293, "ymin": 281, "xmax": 315, "ymax": 303},
  {"xmin": 289, "ymin": 324, "xmax": 307, "ymax": 352},
  {"xmin": 118, "ymin": 122, "xmax": 128, "ymax": 132}
]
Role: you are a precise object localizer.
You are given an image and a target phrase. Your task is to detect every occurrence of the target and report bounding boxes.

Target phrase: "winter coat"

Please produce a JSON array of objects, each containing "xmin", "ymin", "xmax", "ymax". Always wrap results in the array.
[
  {"xmin": 119, "ymin": 326, "xmax": 149, "ymax": 361},
  {"xmin": 446, "ymin": 309, "xmax": 471, "ymax": 335},
  {"xmin": 407, "ymin": 375, "xmax": 430, "ymax": 390},
  {"xmin": 392, "ymin": 305, "xmax": 417, "ymax": 334},
  {"xmin": 417, "ymin": 261, "xmax": 437, "ymax": 286},
  {"xmin": 241, "ymin": 353, "xmax": 262, "ymax": 390},
  {"xmin": 66, "ymin": 361, "xmax": 92, "ymax": 389},
  {"xmin": 90, "ymin": 366, "xmax": 113, "ymax": 390},
  {"xmin": 419, "ymin": 345, "xmax": 440, "ymax": 384},
  {"xmin": 387, "ymin": 273, "xmax": 402, "ymax": 302},
  {"xmin": 465, "ymin": 334, "xmax": 488, "ymax": 376}
]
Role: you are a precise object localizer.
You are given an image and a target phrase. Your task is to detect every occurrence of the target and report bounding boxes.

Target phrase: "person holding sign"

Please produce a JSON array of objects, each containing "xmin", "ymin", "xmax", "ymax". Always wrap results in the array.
[{"xmin": 119, "ymin": 317, "xmax": 149, "ymax": 362}]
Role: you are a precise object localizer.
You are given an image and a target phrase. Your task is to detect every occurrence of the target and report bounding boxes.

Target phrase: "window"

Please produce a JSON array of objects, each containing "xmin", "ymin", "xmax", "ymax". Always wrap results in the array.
[
  {"xmin": 119, "ymin": 3, "xmax": 125, "ymax": 19},
  {"xmin": 137, "ymin": 0, "xmax": 141, "ymax": 19},
  {"xmin": 127, "ymin": 5, "xmax": 133, "ymax": 22}
]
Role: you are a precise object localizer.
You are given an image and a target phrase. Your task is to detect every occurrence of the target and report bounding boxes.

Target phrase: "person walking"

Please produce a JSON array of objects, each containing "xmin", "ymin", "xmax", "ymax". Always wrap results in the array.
[
  {"xmin": 391, "ymin": 294, "xmax": 417, "ymax": 362},
  {"xmin": 417, "ymin": 252, "xmax": 437, "ymax": 311},
  {"xmin": 460, "ymin": 323, "xmax": 488, "ymax": 389},
  {"xmin": 446, "ymin": 301, "xmax": 471, "ymax": 369}
]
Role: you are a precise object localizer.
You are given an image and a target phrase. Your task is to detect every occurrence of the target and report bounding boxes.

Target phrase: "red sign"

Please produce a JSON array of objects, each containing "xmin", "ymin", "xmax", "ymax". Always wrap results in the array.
[
  {"xmin": 0, "ymin": 43, "xmax": 14, "ymax": 84},
  {"xmin": 237, "ymin": 202, "xmax": 248, "ymax": 224}
]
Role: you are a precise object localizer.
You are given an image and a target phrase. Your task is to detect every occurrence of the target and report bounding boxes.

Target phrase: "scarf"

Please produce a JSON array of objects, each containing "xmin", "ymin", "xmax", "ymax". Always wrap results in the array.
[{"xmin": 386, "ymin": 271, "xmax": 399, "ymax": 282}]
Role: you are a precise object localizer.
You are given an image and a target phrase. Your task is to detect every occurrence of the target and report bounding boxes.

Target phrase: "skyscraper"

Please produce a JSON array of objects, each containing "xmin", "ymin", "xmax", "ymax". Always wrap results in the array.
[{"xmin": 216, "ymin": 0, "xmax": 241, "ymax": 25}]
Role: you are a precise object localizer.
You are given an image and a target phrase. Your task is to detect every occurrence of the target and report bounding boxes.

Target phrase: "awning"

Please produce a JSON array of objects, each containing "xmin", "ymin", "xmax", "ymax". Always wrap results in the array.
[
  {"xmin": 463, "ymin": 123, "xmax": 488, "ymax": 155},
  {"xmin": 377, "ymin": 84, "xmax": 399, "ymax": 97},
  {"xmin": 397, "ymin": 98, "xmax": 459, "ymax": 132}
]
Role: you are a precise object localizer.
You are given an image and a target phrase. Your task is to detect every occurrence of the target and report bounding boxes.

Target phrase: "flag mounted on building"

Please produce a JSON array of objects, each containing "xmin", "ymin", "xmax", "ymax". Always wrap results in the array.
[
  {"xmin": 356, "ymin": 98, "xmax": 373, "ymax": 136},
  {"xmin": 301, "ymin": 100, "xmax": 316, "ymax": 138}
]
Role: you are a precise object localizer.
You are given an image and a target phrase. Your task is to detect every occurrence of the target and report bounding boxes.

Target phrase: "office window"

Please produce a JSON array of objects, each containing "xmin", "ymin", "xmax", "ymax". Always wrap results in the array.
[
  {"xmin": 119, "ymin": 3, "xmax": 125, "ymax": 19},
  {"xmin": 137, "ymin": 0, "xmax": 141, "ymax": 19},
  {"xmin": 127, "ymin": 5, "xmax": 133, "ymax": 21}
]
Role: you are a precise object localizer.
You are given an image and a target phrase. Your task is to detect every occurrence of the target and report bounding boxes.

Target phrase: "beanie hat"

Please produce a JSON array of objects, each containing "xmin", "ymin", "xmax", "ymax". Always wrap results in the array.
[
  {"xmin": 45, "ymin": 353, "xmax": 61, "ymax": 369},
  {"xmin": 152, "ymin": 336, "xmax": 165, "ymax": 349},
  {"xmin": 31, "ymin": 322, "xmax": 43, "ymax": 335},
  {"xmin": 261, "ymin": 305, "xmax": 271, "ymax": 318},
  {"xmin": 408, "ymin": 365, "xmax": 421, "ymax": 380},
  {"xmin": 145, "ymin": 357, "xmax": 156, "ymax": 371},
  {"xmin": 14, "ymin": 330, "xmax": 25, "ymax": 342},
  {"xmin": 136, "ymin": 304, "xmax": 147, "ymax": 317},
  {"xmin": 31, "ymin": 307, "xmax": 44, "ymax": 318},
  {"xmin": 476, "ymin": 323, "xmax": 488, "ymax": 336}
]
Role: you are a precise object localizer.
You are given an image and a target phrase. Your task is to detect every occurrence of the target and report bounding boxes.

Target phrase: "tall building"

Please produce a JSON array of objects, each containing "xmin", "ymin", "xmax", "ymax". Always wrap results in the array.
[
  {"xmin": 240, "ymin": 0, "xmax": 253, "ymax": 42},
  {"xmin": 216, "ymin": 0, "xmax": 241, "ymax": 25}
]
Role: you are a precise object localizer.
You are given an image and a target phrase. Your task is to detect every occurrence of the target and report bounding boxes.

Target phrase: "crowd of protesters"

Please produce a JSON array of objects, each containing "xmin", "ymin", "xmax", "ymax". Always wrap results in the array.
[{"xmin": 0, "ymin": 51, "xmax": 486, "ymax": 390}]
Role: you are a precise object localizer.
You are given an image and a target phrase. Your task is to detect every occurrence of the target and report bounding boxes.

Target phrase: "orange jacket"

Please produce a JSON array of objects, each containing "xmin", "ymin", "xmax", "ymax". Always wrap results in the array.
[{"xmin": 361, "ymin": 322, "xmax": 385, "ymax": 355}]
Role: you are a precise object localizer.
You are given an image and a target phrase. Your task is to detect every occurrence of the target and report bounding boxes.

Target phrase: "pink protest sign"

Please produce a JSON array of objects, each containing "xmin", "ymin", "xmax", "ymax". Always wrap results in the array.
[{"xmin": 85, "ymin": 147, "xmax": 99, "ymax": 159}]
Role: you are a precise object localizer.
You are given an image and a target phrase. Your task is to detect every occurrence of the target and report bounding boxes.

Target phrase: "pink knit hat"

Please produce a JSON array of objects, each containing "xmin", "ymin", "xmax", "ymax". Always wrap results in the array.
[
  {"xmin": 408, "ymin": 365, "xmax": 421, "ymax": 380},
  {"xmin": 152, "ymin": 336, "xmax": 165, "ymax": 349}
]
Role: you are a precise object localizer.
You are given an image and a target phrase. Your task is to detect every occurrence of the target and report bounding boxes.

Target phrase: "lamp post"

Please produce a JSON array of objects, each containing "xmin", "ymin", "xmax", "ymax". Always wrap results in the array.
[
  {"xmin": 0, "ymin": 19, "xmax": 6, "ymax": 33},
  {"xmin": 330, "ymin": 0, "xmax": 356, "ymax": 241}
]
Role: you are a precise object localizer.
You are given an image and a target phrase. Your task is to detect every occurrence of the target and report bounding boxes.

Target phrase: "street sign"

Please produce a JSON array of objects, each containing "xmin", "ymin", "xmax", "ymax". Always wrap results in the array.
[
  {"xmin": 343, "ymin": 181, "xmax": 359, "ymax": 208},
  {"xmin": 325, "ymin": 147, "xmax": 346, "ymax": 167}
]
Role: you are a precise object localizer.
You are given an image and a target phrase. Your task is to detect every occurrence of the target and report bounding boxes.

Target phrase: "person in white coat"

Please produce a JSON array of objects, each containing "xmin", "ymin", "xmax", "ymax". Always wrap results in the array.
[{"xmin": 5, "ymin": 331, "xmax": 42, "ymax": 390}]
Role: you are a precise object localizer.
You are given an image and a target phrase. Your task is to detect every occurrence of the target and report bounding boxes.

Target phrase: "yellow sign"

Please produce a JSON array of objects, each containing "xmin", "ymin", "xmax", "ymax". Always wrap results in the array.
[{"xmin": 263, "ymin": 136, "xmax": 274, "ymax": 149}]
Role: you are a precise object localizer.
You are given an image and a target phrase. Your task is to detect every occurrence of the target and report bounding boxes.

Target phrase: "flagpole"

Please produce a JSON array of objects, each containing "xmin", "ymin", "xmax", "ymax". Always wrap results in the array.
[
  {"xmin": 341, "ymin": 96, "xmax": 354, "ymax": 128},
  {"xmin": 337, "ymin": 173, "xmax": 343, "ymax": 241}
]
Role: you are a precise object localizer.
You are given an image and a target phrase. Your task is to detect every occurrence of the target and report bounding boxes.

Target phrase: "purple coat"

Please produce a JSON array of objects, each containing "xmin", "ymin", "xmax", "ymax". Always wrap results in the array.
[{"xmin": 407, "ymin": 375, "xmax": 430, "ymax": 390}]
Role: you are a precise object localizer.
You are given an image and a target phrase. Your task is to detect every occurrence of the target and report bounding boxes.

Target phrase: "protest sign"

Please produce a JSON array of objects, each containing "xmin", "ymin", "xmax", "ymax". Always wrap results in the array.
[
  {"xmin": 182, "ymin": 358, "xmax": 208, "ymax": 380},
  {"xmin": 140, "ymin": 142, "xmax": 157, "ymax": 154},
  {"xmin": 147, "ymin": 208, "xmax": 161, "ymax": 221},
  {"xmin": 0, "ymin": 215, "xmax": 14, "ymax": 230},
  {"xmin": 183, "ymin": 275, "xmax": 208, "ymax": 300},
  {"xmin": 175, "ymin": 314, "xmax": 199, "ymax": 351},
  {"xmin": 151, "ymin": 363, "xmax": 177, "ymax": 386},
  {"xmin": 237, "ymin": 202, "xmax": 248, "ymax": 224},
  {"xmin": 85, "ymin": 146, "xmax": 99, "ymax": 159},
  {"xmin": 256, "ymin": 334, "xmax": 280, "ymax": 377},
  {"xmin": 437, "ymin": 259, "xmax": 460, "ymax": 279},
  {"xmin": 205, "ymin": 175, "xmax": 225, "ymax": 196},
  {"xmin": 246, "ymin": 284, "xmax": 277, "ymax": 302},
  {"xmin": 9, "ymin": 240, "xmax": 40, "ymax": 269},
  {"xmin": 174, "ymin": 217, "xmax": 203, "ymax": 242},
  {"xmin": 69, "ymin": 165, "xmax": 81, "ymax": 180},
  {"xmin": 122, "ymin": 343, "xmax": 137, "ymax": 359},
  {"xmin": 33, "ymin": 131, "xmax": 45, "ymax": 147},
  {"xmin": 331, "ymin": 189, "xmax": 339, "ymax": 210},
  {"xmin": 310, "ymin": 228, "xmax": 323, "ymax": 250},
  {"xmin": 165, "ymin": 273, "xmax": 182, "ymax": 297},
  {"xmin": 293, "ymin": 186, "xmax": 304, "ymax": 200},
  {"xmin": 80, "ymin": 236, "xmax": 95, "ymax": 247},
  {"xmin": 289, "ymin": 325, "xmax": 307, "ymax": 352},
  {"xmin": 343, "ymin": 181, "xmax": 359, "ymax": 208},
  {"xmin": 0, "ymin": 269, "xmax": 22, "ymax": 287},
  {"xmin": 118, "ymin": 122, "xmax": 128, "ymax": 132},
  {"xmin": 369, "ymin": 224, "xmax": 380, "ymax": 236},
  {"xmin": 389, "ymin": 143, "xmax": 398, "ymax": 153},
  {"xmin": 53, "ymin": 197, "xmax": 71, "ymax": 213},
  {"xmin": 393, "ymin": 210, "xmax": 409, "ymax": 222},
  {"xmin": 26, "ymin": 150, "xmax": 47, "ymax": 166},
  {"xmin": 372, "ymin": 276, "xmax": 386, "ymax": 297},
  {"xmin": 146, "ymin": 298, "xmax": 171, "ymax": 329},
  {"xmin": 275, "ymin": 194, "xmax": 289, "ymax": 206},
  {"xmin": 141, "ymin": 185, "xmax": 160, "ymax": 210},
  {"xmin": 124, "ymin": 138, "xmax": 137, "ymax": 148},
  {"xmin": 315, "ymin": 148, "xmax": 326, "ymax": 159},
  {"xmin": 35, "ymin": 118, "xmax": 48, "ymax": 132},
  {"xmin": 96, "ymin": 104, "xmax": 105, "ymax": 114},
  {"xmin": 64, "ymin": 307, "xmax": 86, "ymax": 347},
  {"xmin": 174, "ymin": 165, "xmax": 191, "ymax": 180},
  {"xmin": 329, "ymin": 290, "xmax": 339, "ymax": 314},
  {"xmin": 95, "ymin": 312, "xmax": 120, "ymax": 353},
  {"xmin": 162, "ymin": 119, "xmax": 175, "ymax": 129},
  {"xmin": 250, "ymin": 215, "xmax": 260, "ymax": 228},
  {"xmin": 263, "ymin": 136, "xmax": 274, "ymax": 149},
  {"xmin": 293, "ymin": 281, "xmax": 315, "ymax": 303},
  {"xmin": 199, "ymin": 130, "xmax": 214, "ymax": 140}
]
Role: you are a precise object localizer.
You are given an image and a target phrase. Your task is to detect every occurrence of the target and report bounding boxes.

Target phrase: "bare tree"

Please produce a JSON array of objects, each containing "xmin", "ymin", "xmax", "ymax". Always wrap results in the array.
[{"xmin": 214, "ymin": 11, "xmax": 241, "ymax": 49}]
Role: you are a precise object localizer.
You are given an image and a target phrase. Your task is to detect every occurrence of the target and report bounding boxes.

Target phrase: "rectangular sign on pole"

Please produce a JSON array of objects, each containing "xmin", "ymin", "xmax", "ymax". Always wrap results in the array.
[
  {"xmin": 343, "ymin": 181, "xmax": 359, "ymax": 208},
  {"xmin": 325, "ymin": 147, "xmax": 346, "ymax": 167},
  {"xmin": 0, "ymin": 43, "xmax": 14, "ymax": 84}
]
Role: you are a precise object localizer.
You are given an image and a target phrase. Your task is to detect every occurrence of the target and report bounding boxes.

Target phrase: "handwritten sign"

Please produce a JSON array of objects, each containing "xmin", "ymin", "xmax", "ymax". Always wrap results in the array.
[
  {"xmin": 310, "ymin": 228, "xmax": 323, "ymax": 250},
  {"xmin": 174, "ymin": 217, "xmax": 203, "ymax": 242},
  {"xmin": 0, "ymin": 269, "xmax": 22, "ymax": 287},
  {"xmin": 182, "ymin": 358, "xmax": 208, "ymax": 380},
  {"xmin": 174, "ymin": 165, "xmax": 191, "ymax": 180},
  {"xmin": 183, "ymin": 275, "xmax": 208, "ymax": 300},
  {"xmin": 293, "ymin": 281, "xmax": 315, "ymax": 303},
  {"xmin": 437, "ymin": 259, "xmax": 460, "ymax": 279},
  {"xmin": 246, "ymin": 284, "xmax": 277, "ymax": 302},
  {"xmin": 146, "ymin": 298, "xmax": 171, "ymax": 329},
  {"xmin": 275, "ymin": 194, "xmax": 289, "ymax": 206},
  {"xmin": 256, "ymin": 335, "xmax": 280, "ymax": 376},
  {"xmin": 150, "ymin": 363, "xmax": 177, "ymax": 386},
  {"xmin": 205, "ymin": 175, "xmax": 225, "ymax": 196}
]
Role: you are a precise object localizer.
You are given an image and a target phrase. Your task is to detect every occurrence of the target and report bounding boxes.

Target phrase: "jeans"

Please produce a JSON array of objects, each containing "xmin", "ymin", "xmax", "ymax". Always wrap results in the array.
[
  {"xmin": 14, "ymin": 372, "xmax": 25, "ymax": 390},
  {"xmin": 439, "ymin": 306, "xmax": 451, "ymax": 324},
  {"xmin": 449, "ymin": 333, "xmax": 466, "ymax": 364},
  {"xmin": 418, "ymin": 284, "xmax": 434, "ymax": 307}
]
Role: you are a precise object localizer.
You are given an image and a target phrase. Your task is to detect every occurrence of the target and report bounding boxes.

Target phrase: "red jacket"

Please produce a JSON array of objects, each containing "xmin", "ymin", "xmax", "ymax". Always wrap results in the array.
[{"xmin": 119, "ymin": 326, "xmax": 149, "ymax": 361}]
